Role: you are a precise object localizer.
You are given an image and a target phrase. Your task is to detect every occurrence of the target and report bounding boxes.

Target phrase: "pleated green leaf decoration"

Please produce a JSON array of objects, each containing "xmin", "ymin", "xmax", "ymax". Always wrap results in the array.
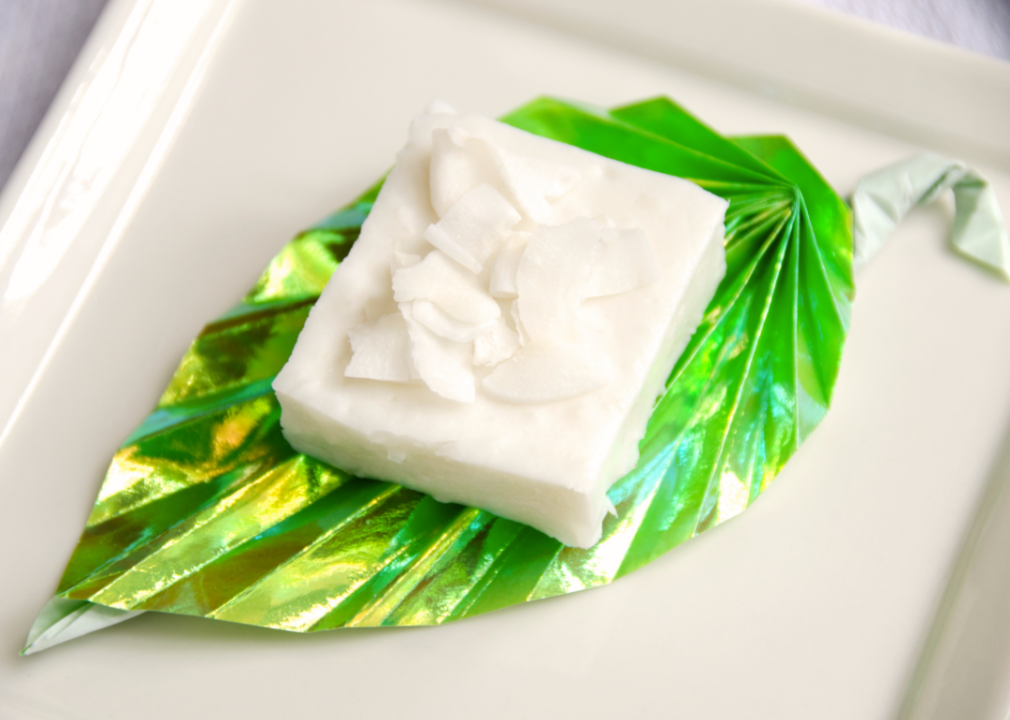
[{"xmin": 28, "ymin": 97, "xmax": 852, "ymax": 648}]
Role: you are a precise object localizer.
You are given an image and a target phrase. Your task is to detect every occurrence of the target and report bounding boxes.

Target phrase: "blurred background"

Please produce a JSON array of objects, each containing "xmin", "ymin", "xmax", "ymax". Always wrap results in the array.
[{"xmin": 1, "ymin": 0, "xmax": 1009, "ymax": 197}]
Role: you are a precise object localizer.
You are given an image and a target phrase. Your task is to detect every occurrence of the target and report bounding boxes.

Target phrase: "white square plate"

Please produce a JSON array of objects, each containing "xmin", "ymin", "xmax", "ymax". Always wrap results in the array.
[{"xmin": 2, "ymin": 1, "xmax": 1009, "ymax": 718}]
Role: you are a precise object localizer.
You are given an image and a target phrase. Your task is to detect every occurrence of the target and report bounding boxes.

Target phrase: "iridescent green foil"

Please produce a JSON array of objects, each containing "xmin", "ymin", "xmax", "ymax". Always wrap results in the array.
[{"xmin": 33, "ymin": 97, "xmax": 853, "ymax": 640}]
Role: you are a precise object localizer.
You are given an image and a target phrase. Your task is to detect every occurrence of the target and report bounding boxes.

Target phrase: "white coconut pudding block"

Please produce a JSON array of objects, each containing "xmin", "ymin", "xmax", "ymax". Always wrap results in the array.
[{"xmin": 273, "ymin": 103, "xmax": 728, "ymax": 548}]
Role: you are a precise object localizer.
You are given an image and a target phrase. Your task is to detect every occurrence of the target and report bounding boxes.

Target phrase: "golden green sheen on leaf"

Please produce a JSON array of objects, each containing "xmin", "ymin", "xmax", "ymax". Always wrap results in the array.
[{"xmin": 44, "ymin": 98, "xmax": 852, "ymax": 634}]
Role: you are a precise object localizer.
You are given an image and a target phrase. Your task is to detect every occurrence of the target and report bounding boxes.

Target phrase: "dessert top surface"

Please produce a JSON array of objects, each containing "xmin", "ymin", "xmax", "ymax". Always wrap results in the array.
[{"xmin": 274, "ymin": 108, "xmax": 727, "ymax": 491}]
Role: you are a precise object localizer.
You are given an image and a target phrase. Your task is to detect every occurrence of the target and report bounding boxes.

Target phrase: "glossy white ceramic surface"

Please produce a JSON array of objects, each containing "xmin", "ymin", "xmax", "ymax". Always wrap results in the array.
[
  {"xmin": 0, "ymin": 0, "xmax": 236, "ymax": 444},
  {"xmin": 1, "ymin": 0, "xmax": 1009, "ymax": 718}
]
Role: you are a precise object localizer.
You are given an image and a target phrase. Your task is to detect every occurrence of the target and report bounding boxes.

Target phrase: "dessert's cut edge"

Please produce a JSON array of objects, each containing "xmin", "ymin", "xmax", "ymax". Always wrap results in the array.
[{"xmin": 598, "ymin": 223, "xmax": 728, "ymax": 499}]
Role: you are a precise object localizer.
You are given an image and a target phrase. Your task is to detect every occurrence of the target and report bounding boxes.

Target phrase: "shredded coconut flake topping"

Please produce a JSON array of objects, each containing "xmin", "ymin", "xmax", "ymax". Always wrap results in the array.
[{"xmin": 345, "ymin": 114, "xmax": 660, "ymax": 404}]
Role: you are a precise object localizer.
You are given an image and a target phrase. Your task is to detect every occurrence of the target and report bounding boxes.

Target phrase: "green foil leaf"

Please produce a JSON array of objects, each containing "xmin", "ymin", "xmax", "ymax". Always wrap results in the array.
[{"xmin": 29, "ymin": 97, "xmax": 853, "ymax": 648}]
